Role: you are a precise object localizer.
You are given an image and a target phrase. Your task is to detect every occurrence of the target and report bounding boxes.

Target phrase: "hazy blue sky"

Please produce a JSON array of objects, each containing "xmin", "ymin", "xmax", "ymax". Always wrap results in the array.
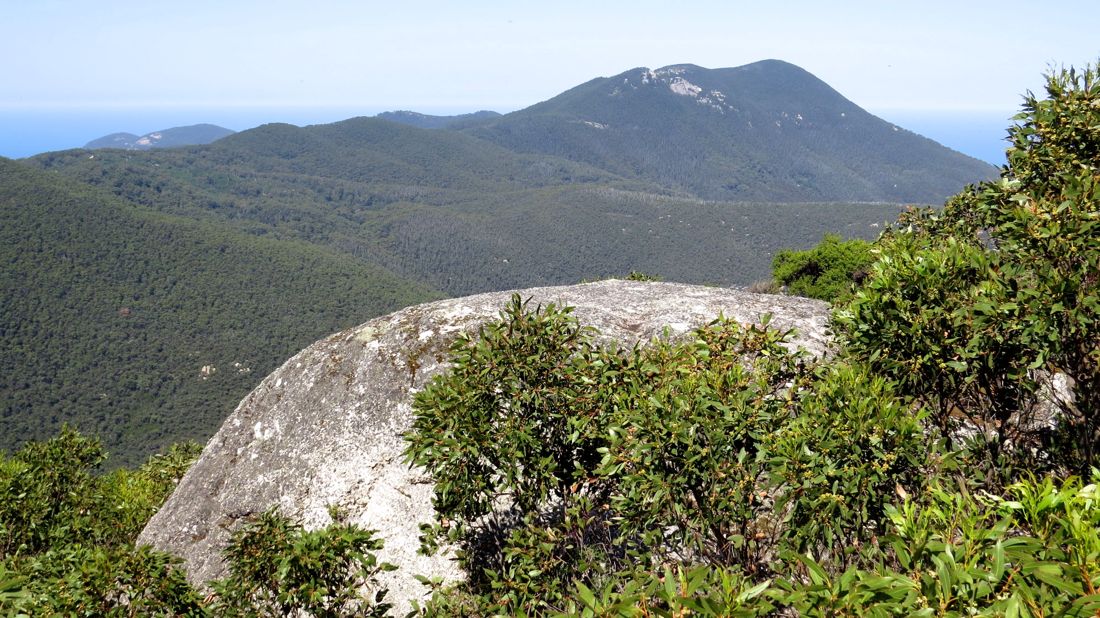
[{"xmin": 2, "ymin": 0, "xmax": 1097, "ymax": 159}]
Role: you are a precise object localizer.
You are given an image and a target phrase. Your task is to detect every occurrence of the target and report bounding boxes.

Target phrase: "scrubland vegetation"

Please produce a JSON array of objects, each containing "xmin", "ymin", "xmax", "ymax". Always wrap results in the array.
[{"xmin": 1, "ymin": 64, "xmax": 1096, "ymax": 615}]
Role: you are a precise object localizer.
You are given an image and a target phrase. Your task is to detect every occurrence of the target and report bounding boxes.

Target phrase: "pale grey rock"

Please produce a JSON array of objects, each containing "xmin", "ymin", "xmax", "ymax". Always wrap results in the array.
[{"xmin": 139, "ymin": 280, "xmax": 831, "ymax": 612}]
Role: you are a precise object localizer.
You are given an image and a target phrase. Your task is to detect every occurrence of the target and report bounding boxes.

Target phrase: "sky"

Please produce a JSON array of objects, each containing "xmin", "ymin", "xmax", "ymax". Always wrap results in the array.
[{"xmin": 2, "ymin": 0, "xmax": 1098, "ymax": 161}]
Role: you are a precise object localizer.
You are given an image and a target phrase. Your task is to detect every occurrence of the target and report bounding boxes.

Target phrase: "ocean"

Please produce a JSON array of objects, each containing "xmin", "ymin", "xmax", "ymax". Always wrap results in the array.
[
  {"xmin": 873, "ymin": 109, "xmax": 1015, "ymax": 167},
  {"xmin": 0, "ymin": 106, "xmax": 402, "ymax": 160}
]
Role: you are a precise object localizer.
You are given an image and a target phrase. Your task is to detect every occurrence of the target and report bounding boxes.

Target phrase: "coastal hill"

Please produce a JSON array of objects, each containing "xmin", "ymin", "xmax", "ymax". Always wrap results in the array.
[
  {"xmin": 461, "ymin": 59, "xmax": 996, "ymax": 202},
  {"xmin": 84, "ymin": 123, "xmax": 235, "ymax": 150}
]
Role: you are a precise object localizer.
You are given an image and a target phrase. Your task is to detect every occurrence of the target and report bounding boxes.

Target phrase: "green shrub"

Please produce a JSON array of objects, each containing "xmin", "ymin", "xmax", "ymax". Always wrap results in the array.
[
  {"xmin": 210, "ymin": 507, "xmax": 395, "ymax": 617},
  {"xmin": 559, "ymin": 565, "xmax": 775, "ymax": 618},
  {"xmin": 0, "ymin": 563, "xmax": 29, "ymax": 617},
  {"xmin": 785, "ymin": 473, "xmax": 1100, "ymax": 617},
  {"xmin": 403, "ymin": 294, "xmax": 601, "ymax": 532},
  {"xmin": 772, "ymin": 234, "xmax": 874, "ymax": 302},
  {"xmin": 0, "ymin": 427, "xmax": 395, "ymax": 616},
  {"xmin": 19, "ymin": 544, "xmax": 204, "ymax": 617},
  {"xmin": 601, "ymin": 318, "xmax": 804, "ymax": 574},
  {"xmin": 835, "ymin": 232, "xmax": 1045, "ymax": 482},
  {"xmin": 0, "ymin": 428, "xmax": 202, "ymax": 559},
  {"xmin": 625, "ymin": 270, "xmax": 662, "ymax": 281},
  {"xmin": 407, "ymin": 298, "xmax": 934, "ymax": 614},
  {"xmin": 405, "ymin": 294, "xmax": 612, "ymax": 610},
  {"xmin": 767, "ymin": 363, "xmax": 928, "ymax": 571},
  {"xmin": 549, "ymin": 473, "xmax": 1100, "ymax": 617},
  {"xmin": 0, "ymin": 426, "xmax": 107, "ymax": 558},
  {"xmin": 839, "ymin": 63, "xmax": 1100, "ymax": 477}
]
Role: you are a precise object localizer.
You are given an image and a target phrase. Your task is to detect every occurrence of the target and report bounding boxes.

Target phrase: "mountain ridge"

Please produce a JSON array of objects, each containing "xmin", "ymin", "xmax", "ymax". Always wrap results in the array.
[
  {"xmin": 84, "ymin": 123, "xmax": 235, "ymax": 150},
  {"xmin": 376, "ymin": 109, "xmax": 501, "ymax": 129},
  {"xmin": 462, "ymin": 59, "xmax": 996, "ymax": 202}
]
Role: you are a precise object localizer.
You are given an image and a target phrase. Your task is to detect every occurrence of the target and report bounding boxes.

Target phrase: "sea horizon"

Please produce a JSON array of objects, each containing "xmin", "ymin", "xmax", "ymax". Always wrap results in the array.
[{"xmin": 1, "ymin": 105, "xmax": 1012, "ymax": 167}]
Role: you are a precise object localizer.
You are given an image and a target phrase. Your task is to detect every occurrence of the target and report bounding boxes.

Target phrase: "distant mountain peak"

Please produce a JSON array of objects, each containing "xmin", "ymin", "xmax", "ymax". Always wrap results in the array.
[
  {"xmin": 84, "ymin": 123, "xmax": 234, "ymax": 150},
  {"xmin": 375, "ymin": 109, "xmax": 501, "ymax": 130},
  {"xmin": 134, "ymin": 132, "xmax": 164, "ymax": 147},
  {"xmin": 464, "ymin": 59, "xmax": 997, "ymax": 202}
]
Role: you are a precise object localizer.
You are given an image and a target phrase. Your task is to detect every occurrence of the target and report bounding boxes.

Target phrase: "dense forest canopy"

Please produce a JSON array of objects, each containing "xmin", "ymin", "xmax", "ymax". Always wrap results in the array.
[{"xmin": 0, "ymin": 159, "xmax": 439, "ymax": 465}]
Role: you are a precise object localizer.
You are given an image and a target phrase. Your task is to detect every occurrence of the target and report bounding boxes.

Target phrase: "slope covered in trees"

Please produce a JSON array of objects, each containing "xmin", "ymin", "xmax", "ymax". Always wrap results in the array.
[
  {"xmin": 0, "ymin": 158, "xmax": 439, "ymax": 465},
  {"xmin": 462, "ymin": 60, "xmax": 996, "ymax": 202},
  {"xmin": 3, "ymin": 59, "xmax": 989, "ymax": 463},
  {"xmin": 6, "ymin": 115, "xmax": 901, "ymax": 464},
  {"xmin": 28, "ymin": 118, "xmax": 902, "ymax": 296}
]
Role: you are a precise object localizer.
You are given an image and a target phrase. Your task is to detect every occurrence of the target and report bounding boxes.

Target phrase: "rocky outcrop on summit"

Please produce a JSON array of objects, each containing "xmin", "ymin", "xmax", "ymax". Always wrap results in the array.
[{"xmin": 138, "ymin": 280, "xmax": 831, "ymax": 611}]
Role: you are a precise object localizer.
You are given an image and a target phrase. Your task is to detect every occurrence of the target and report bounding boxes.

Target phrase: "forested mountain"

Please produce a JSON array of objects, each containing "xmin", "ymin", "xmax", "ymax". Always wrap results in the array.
[
  {"xmin": 376, "ymin": 109, "xmax": 501, "ymax": 129},
  {"xmin": 29, "ymin": 118, "xmax": 902, "ymax": 297},
  {"xmin": 84, "ymin": 123, "xmax": 235, "ymax": 150},
  {"xmin": 0, "ymin": 157, "xmax": 438, "ymax": 465},
  {"xmin": 462, "ymin": 60, "xmax": 997, "ymax": 202},
  {"xmin": 3, "ymin": 59, "xmax": 997, "ymax": 463}
]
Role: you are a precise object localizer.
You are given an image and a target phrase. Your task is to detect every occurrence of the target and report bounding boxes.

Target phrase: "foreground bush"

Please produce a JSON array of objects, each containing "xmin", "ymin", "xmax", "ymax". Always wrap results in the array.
[
  {"xmin": 838, "ymin": 63, "xmax": 1099, "ymax": 478},
  {"xmin": 211, "ymin": 508, "xmax": 395, "ymax": 617},
  {"xmin": 405, "ymin": 296, "xmax": 929, "ymax": 614},
  {"xmin": 0, "ymin": 431, "xmax": 393, "ymax": 616},
  {"xmin": 408, "ymin": 62, "xmax": 1100, "ymax": 616}
]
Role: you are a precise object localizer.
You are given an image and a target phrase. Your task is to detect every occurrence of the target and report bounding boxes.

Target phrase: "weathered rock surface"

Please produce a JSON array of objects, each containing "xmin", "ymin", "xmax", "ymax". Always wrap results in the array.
[{"xmin": 139, "ymin": 280, "xmax": 831, "ymax": 611}]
